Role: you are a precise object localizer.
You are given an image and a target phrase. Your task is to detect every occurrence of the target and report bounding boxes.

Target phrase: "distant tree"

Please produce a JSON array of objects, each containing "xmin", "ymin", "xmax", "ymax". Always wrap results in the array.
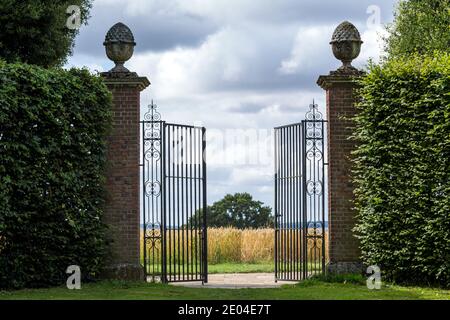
[
  {"xmin": 191, "ymin": 193, "xmax": 273, "ymax": 229},
  {"xmin": 385, "ymin": 0, "xmax": 450, "ymax": 58},
  {"xmin": 0, "ymin": 0, "xmax": 92, "ymax": 67}
]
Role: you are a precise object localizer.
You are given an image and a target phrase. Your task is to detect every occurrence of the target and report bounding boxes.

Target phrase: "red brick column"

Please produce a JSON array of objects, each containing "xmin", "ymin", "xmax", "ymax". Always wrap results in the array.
[
  {"xmin": 317, "ymin": 73, "xmax": 363, "ymax": 274},
  {"xmin": 101, "ymin": 74, "xmax": 150, "ymax": 280}
]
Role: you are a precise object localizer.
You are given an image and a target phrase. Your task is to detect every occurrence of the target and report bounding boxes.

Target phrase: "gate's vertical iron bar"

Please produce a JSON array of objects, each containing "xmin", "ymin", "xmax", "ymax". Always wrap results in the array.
[
  {"xmin": 280, "ymin": 128, "xmax": 284, "ymax": 279},
  {"xmin": 284, "ymin": 127, "xmax": 288, "ymax": 280},
  {"xmin": 194, "ymin": 128, "xmax": 197, "ymax": 281},
  {"xmin": 299, "ymin": 123, "xmax": 303, "ymax": 279},
  {"xmin": 198, "ymin": 129, "xmax": 202, "ymax": 280},
  {"xmin": 184, "ymin": 127, "xmax": 189, "ymax": 281},
  {"xmin": 196, "ymin": 129, "xmax": 201, "ymax": 280},
  {"xmin": 291, "ymin": 125, "xmax": 295, "ymax": 280},
  {"xmin": 275, "ymin": 128, "xmax": 279, "ymax": 281},
  {"xmin": 278, "ymin": 128, "xmax": 282, "ymax": 280},
  {"xmin": 321, "ymin": 121, "xmax": 326, "ymax": 274},
  {"xmin": 167, "ymin": 125, "xmax": 172, "ymax": 281},
  {"xmin": 192, "ymin": 128, "xmax": 196, "ymax": 280},
  {"xmin": 302, "ymin": 121, "xmax": 307, "ymax": 280},
  {"xmin": 194, "ymin": 128, "xmax": 198, "ymax": 280},
  {"xmin": 297, "ymin": 123, "xmax": 302, "ymax": 279},
  {"xmin": 286, "ymin": 126, "xmax": 290, "ymax": 280},
  {"xmin": 291, "ymin": 126, "xmax": 295, "ymax": 280},
  {"xmin": 202, "ymin": 127, "xmax": 208, "ymax": 283},
  {"xmin": 172, "ymin": 126, "xmax": 176, "ymax": 282},
  {"xmin": 176, "ymin": 126, "xmax": 181, "ymax": 281},
  {"xmin": 161, "ymin": 122, "xmax": 167, "ymax": 283},
  {"xmin": 274, "ymin": 129, "xmax": 280, "ymax": 280},
  {"xmin": 294, "ymin": 124, "xmax": 298, "ymax": 279},
  {"xmin": 312, "ymin": 120, "xmax": 316, "ymax": 276},
  {"xmin": 312, "ymin": 123, "xmax": 315, "ymax": 275},
  {"xmin": 283, "ymin": 127, "xmax": 287, "ymax": 280},
  {"xmin": 278, "ymin": 128, "xmax": 281, "ymax": 280},
  {"xmin": 150, "ymin": 122, "xmax": 154, "ymax": 279},
  {"xmin": 281, "ymin": 127, "xmax": 284, "ymax": 280},
  {"xmin": 184, "ymin": 128, "xmax": 190, "ymax": 280},
  {"xmin": 274, "ymin": 129, "xmax": 278, "ymax": 281},
  {"xmin": 142, "ymin": 121, "xmax": 147, "ymax": 279},
  {"xmin": 308, "ymin": 121, "xmax": 312, "ymax": 278},
  {"xmin": 181, "ymin": 128, "xmax": 185, "ymax": 281},
  {"xmin": 189, "ymin": 127, "xmax": 193, "ymax": 281},
  {"xmin": 298, "ymin": 123, "xmax": 302, "ymax": 279},
  {"xmin": 289, "ymin": 126, "xmax": 293, "ymax": 280},
  {"xmin": 186, "ymin": 128, "xmax": 192, "ymax": 280}
]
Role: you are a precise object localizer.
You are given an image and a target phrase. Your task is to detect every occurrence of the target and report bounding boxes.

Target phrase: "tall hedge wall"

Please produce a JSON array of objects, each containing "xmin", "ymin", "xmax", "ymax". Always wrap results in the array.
[
  {"xmin": 353, "ymin": 53, "xmax": 450, "ymax": 287},
  {"xmin": 0, "ymin": 61, "xmax": 112, "ymax": 289}
]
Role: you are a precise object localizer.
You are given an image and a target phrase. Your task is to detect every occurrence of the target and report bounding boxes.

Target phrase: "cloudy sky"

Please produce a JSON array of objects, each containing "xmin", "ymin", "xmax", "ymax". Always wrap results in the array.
[{"xmin": 67, "ymin": 0, "xmax": 397, "ymax": 208}]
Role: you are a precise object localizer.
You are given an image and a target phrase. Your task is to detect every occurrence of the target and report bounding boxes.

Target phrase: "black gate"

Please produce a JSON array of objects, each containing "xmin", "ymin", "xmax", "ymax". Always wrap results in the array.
[
  {"xmin": 274, "ymin": 102, "xmax": 327, "ymax": 281},
  {"xmin": 141, "ymin": 102, "xmax": 207, "ymax": 283}
]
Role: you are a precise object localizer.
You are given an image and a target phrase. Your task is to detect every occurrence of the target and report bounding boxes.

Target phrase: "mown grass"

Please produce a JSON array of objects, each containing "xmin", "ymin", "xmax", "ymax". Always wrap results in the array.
[{"xmin": 1, "ymin": 277, "xmax": 448, "ymax": 300}]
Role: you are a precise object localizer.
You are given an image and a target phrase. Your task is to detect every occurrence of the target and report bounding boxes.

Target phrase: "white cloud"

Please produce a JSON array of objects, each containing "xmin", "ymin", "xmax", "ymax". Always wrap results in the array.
[
  {"xmin": 356, "ymin": 26, "xmax": 389, "ymax": 66},
  {"xmin": 129, "ymin": 27, "xmax": 258, "ymax": 98},
  {"xmin": 279, "ymin": 26, "xmax": 333, "ymax": 75},
  {"xmin": 230, "ymin": 167, "xmax": 272, "ymax": 185},
  {"xmin": 279, "ymin": 23, "xmax": 387, "ymax": 75}
]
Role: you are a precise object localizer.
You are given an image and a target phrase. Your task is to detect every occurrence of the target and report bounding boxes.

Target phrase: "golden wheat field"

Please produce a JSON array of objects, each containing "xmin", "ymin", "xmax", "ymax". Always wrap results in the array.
[{"xmin": 141, "ymin": 227, "xmax": 328, "ymax": 265}]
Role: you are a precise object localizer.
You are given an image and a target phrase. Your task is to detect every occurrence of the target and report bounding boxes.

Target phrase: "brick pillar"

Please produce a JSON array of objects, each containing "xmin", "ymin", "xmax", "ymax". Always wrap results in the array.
[
  {"xmin": 317, "ymin": 72, "xmax": 363, "ymax": 274},
  {"xmin": 100, "ymin": 73, "xmax": 150, "ymax": 280}
]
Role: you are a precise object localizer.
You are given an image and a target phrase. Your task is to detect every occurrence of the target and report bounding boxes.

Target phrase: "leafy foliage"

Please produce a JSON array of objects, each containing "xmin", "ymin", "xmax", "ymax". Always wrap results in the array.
[
  {"xmin": 0, "ymin": 61, "xmax": 112, "ymax": 289},
  {"xmin": 0, "ymin": 0, "xmax": 93, "ymax": 67},
  {"xmin": 191, "ymin": 193, "xmax": 273, "ymax": 229},
  {"xmin": 385, "ymin": 0, "xmax": 450, "ymax": 58},
  {"xmin": 352, "ymin": 53, "xmax": 450, "ymax": 287}
]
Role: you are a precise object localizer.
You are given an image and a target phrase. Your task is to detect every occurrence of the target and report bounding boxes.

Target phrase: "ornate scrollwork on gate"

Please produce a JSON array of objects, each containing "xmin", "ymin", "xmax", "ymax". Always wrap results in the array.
[
  {"xmin": 142, "ymin": 101, "xmax": 164, "ymax": 283},
  {"xmin": 304, "ymin": 101, "xmax": 326, "ymax": 276}
]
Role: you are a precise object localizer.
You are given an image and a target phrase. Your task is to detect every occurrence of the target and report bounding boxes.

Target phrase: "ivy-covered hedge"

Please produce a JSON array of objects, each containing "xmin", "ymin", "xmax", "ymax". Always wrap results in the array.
[
  {"xmin": 353, "ymin": 53, "xmax": 450, "ymax": 287},
  {"xmin": 0, "ymin": 61, "xmax": 112, "ymax": 289}
]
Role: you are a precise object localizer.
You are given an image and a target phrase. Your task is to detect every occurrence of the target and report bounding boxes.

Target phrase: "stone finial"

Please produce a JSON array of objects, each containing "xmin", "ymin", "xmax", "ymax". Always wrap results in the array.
[
  {"xmin": 330, "ymin": 21, "xmax": 363, "ymax": 75},
  {"xmin": 104, "ymin": 22, "xmax": 136, "ymax": 73}
]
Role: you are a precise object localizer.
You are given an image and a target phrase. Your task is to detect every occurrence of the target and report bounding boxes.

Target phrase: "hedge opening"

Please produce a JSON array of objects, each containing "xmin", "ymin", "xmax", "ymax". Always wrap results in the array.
[
  {"xmin": 353, "ymin": 53, "xmax": 450, "ymax": 287},
  {"xmin": 0, "ymin": 61, "xmax": 112, "ymax": 289}
]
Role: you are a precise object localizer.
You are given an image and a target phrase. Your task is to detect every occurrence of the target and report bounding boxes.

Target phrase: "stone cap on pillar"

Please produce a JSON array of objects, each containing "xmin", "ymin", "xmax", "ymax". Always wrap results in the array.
[
  {"xmin": 317, "ymin": 73, "xmax": 362, "ymax": 90},
  {"xmin": 101, "ymin": 22, "xmax": 150, "ymax": 91},
  {"xmin": 101, "ymin": 72, "xmax": 150, "ymax": 91}
]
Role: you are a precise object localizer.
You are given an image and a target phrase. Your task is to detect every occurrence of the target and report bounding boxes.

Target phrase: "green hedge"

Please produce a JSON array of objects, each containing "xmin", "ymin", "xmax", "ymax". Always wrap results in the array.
[
  {"xmin": 0, "ymin": 61, "xmax": 112, "ymax": 289},
  {"xmin": 353, "ymin": 53, "xmax": 450, "ymax": 287}
]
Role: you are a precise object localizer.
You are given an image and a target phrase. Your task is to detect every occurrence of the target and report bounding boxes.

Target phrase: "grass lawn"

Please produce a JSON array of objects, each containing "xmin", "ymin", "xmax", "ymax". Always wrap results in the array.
[
  {"xmin": 1, "ymin": 277, "xmax": 449, "ymax": 300},
  {"xmin": 146, "ymin": 263, "xmax": 273, "ymax": 275}
]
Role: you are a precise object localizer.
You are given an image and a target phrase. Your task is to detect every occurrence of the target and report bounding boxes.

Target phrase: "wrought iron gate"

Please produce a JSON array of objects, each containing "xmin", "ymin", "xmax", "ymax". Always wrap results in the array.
[
  {"xmin": 274, "ymin": 102, "xmax": 327, "ymax": 281},
  {"xmin": 141, "ymin": 102, "xmax": 207, "ymax": 283}
]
